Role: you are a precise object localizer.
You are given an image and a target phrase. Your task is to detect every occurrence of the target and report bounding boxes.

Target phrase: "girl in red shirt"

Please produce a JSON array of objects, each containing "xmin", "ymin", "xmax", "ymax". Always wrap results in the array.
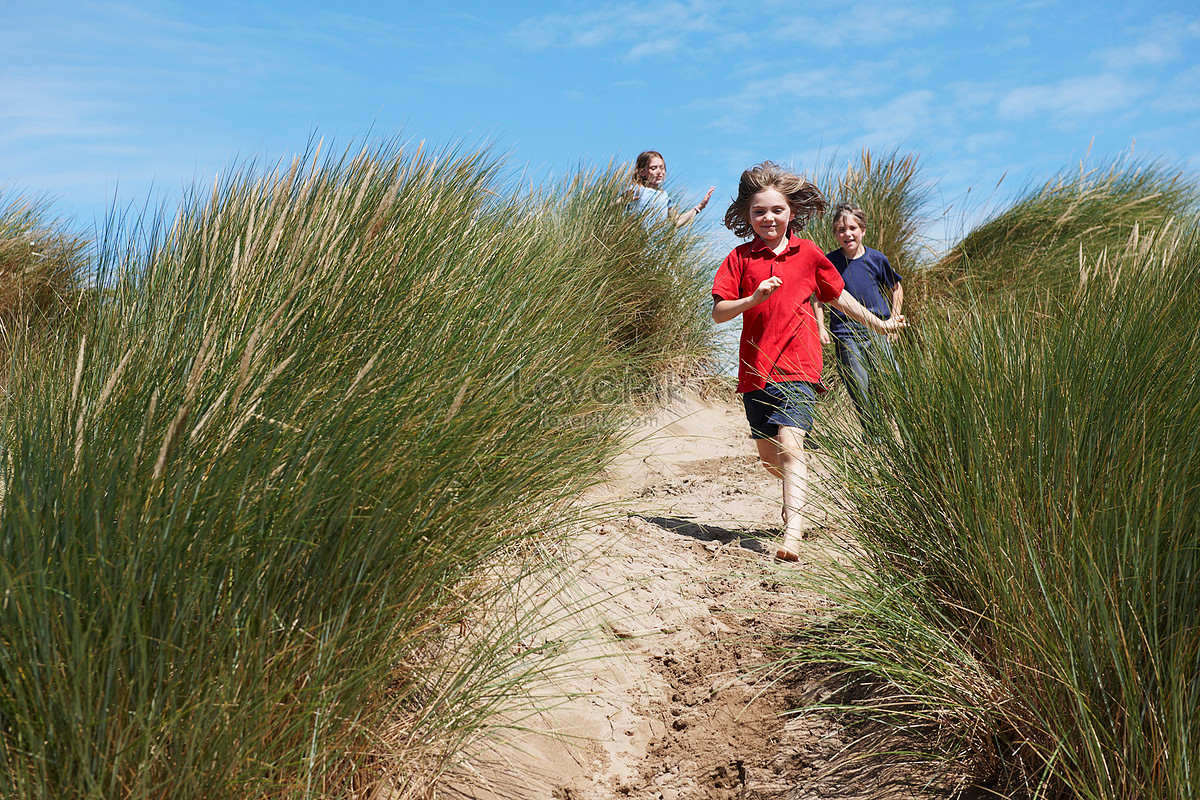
[{"xmin": 711, "ymin": 162, "xmax": 906, "ymax": 561}]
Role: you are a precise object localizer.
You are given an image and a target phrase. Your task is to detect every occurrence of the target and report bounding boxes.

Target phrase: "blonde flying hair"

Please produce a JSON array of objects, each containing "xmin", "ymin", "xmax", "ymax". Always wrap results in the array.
[{"xmin": 723, "ymin": 161, "xmax": 828, "ymax": 239}]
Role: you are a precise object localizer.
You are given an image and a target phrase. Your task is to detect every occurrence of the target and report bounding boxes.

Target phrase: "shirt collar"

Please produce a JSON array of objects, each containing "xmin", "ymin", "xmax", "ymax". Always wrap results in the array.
[{"xmin": 749, "ymin": 234, "xmax": 801, "ymax": 257}]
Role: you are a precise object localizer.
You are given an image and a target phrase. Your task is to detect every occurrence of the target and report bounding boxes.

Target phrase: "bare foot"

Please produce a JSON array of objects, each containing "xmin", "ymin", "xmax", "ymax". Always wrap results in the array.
[{"xmin": 776, "ymin": 531, "xmax": 802, "ymax": 562}]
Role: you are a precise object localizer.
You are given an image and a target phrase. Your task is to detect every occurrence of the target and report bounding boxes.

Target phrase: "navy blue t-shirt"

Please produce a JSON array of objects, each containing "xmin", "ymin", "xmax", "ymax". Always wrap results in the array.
[{"xmin": 825, "ymin": 246, "xmax": 902, "ymax": 339}]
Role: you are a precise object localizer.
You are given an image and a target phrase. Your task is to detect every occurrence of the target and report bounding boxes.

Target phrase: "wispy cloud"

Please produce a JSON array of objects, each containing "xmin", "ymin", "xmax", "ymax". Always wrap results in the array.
[
  {"xmin": 508, "ymin": 1, "xmax": 718, "ymax": 60},
  {"xmin": 857, "ymin": 90, "xmax": 940, "ymax": 139},
  {"xmin": 627, "ymin": 37, "xmax": 684, "ymax": 60},
  {"xmin": 685, "ymin": 65, "xmax": 850, "ymax": 136},
  {"xmin": 1158, "ymin": 62, "xmax": 1200, "ymax": 113},
  {"xmin": 983, "ymin": 34, "xmax": 1032, "ymax": 55},
  {"xmin": 1099, "ymin": 16, "xmax": 1200, "ymax": 69},
  {"xmin": 0, "ymin": 75, "xmax": 132, "ymax": 148},
  {"xmin": 2, "ymin": 0, "xmax": 1196, "ymax": 238},
  {"xmin": 776, "ymin": 2, "xmax": 955, "ymax": 48},
  {"xmin": 997, "ymin": 75, "xmax": 1139, "ymax": 121}
]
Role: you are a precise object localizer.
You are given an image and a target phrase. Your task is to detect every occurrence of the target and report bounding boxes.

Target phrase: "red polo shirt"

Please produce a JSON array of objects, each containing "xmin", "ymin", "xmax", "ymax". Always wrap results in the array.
[{"xmin": 712, "ymin": 235, "xmax": 845, "ymax": 393}]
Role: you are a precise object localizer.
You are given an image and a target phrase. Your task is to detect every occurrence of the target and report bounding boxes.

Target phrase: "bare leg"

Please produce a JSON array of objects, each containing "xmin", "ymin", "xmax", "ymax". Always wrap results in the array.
[
  {"xmin": 754, "ymin": 438, "xmax": 784, "ymax": 480},
  {"xmin": 776, "ymin": 425, "xmax": 807, "ymax": 559},
  {"xmin": 761, "ymin": 426, "xmax": 807, "ymax": 561}
]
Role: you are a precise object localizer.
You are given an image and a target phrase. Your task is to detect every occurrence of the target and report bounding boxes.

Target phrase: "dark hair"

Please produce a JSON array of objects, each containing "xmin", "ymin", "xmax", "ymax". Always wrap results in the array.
[
  {"xmin": 831, "ymin": 202, "xmax": 868, "ymax": 230},
  {"xmin": 632, "ymin": 150, "xmax": 665, "ymax": 187},
  {"xmin": 723, "ymin": 161, "xmax": 828, "ymax": 239}
]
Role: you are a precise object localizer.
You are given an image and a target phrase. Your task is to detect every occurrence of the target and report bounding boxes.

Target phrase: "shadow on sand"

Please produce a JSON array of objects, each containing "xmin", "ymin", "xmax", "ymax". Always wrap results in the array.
[{"xmin": 634, "ymin": 515, "xmax": 772, "ymax": 555}]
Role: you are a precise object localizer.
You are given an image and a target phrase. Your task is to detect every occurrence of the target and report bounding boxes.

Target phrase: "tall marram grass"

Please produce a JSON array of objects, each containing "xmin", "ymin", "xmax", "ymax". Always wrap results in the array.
[
  {"xmin": 0, "ymin": 141, "xmax": 714, "ymax": 799},
  {"xmin": 798, "ymin": 218, "xmax": 1200, "ymax": 796},
  {"xmin": 810, "ymin": 149, "xmax": 931, "ymax": 283},
  {"xmin": 0, "ymin": 191, "xmax": 87, "ymax": 357},
  {"xmin": 922, "ymin": 156, "xmax": 1198, "ymax": 308}
]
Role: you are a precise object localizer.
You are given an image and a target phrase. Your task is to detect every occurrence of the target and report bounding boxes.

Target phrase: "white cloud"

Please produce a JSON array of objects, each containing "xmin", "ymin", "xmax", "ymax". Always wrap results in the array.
[
  {"xmin": 509, "ymin": 2, "xmax": 710, "ymax": 54},
  {"xmin": 960, "ymin": 129, "xmax": 1012, "ymax": 155},
  {"xmin": 1159, "ymin": 62, "xmax": 1200, "ymax": 112},
  {"xmin": 628, "ymin": 37, "xmax": 684, "ymax": 60},
  {"xmin": 983, "ymin": 34, "xmax": 1032, "ymax": 55},
  {"xmin": 997, "ymin": 75, "xmax": 1138, "ymax": 120},
  {"xmin": 776, "ymin": 2, "xmax": 955, "ymax": 48},
  {"xmin": 1099, "ymin": 16, "xmax": 1200, "ymax": 70},
  {"xmin": 1105, "ymin": 38, "xmax": 1177, "ymax": 69},
  {"xmin": 0, "ymin": 75, "xmax": 131, "ymax": 148},
  {"xmin": 944, "ymin": 80, "xmax": 1001, "ymax": 112},
  {"xmin": 772, "ymin": 15, "xmax": 825, "ymax": 48},
  {"xmin": 857, "ymin": 90, "xmax": 939, "ymax": 138}
]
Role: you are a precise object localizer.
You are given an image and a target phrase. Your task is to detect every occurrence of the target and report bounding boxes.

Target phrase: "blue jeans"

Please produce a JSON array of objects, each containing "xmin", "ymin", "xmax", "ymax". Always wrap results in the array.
[{"xmin": 834, "ymin": 333, "xmax": 900, "ymax": 437}]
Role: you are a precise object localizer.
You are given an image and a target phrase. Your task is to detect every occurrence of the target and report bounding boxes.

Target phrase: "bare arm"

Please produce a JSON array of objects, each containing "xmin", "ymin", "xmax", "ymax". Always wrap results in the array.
[
  {"xmin": 812, "ymin": 297, "xmax": 830, "ymax": 345},
  {"xmin": 712, "ymin": 276, "xmax": 781, "ymax": 323},
  {"xmin": 886, "ymin": 282, "xmax": 905, "ymax": 342},
  {"xmin": 671, "ymin": 187, "xmax": 716, "ymax": 227},
  {"xmin": 829, "ymin": 290, "xmax": 907, "ymax": 335}
]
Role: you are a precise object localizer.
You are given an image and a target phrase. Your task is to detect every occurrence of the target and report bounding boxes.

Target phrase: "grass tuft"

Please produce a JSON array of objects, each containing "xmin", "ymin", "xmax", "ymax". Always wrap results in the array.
[
  {"xmin": 0, "ymin": 140, "xmax": 714, "ymax": 798},
  {"xmin": 811, "ymin": 149, "xmax": 932, "ymax": 281},
  {"xmin": 0, "ymin": 191, "xmax": 88, "ymax": 358},
  {"xmin": 795, "ymin": 217, "xmax": 1200, "ymax": 798},
  {"xmin": 922, "ymin": 156, "xmax": 1198, "ymax": 310}
]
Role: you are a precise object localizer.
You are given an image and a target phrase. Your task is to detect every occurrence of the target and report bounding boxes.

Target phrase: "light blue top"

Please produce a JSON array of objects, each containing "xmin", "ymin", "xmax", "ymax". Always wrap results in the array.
[{"xmin": 628, "ymin": 185, "xmax": 671, "ymax": 218}]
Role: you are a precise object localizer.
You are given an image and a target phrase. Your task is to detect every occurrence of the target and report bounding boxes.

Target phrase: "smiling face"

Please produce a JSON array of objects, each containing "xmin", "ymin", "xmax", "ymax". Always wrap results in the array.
[
  {"xmin": 639, "ymin": 155, "xmax": 666, "ymax": 188},
  {"xmin": 834, "ymin": 212, "xmax": 866, "ymax": 259},
  {"xmin": 749, "ymin": 188, "xmax": 792, "ymax": 248}
]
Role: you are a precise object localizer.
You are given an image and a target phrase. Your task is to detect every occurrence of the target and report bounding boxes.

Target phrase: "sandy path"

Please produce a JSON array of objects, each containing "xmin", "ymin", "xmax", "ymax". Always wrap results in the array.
[{"xmin": 441, "ymin": 389, "xmax": 960, "ymax": 800}]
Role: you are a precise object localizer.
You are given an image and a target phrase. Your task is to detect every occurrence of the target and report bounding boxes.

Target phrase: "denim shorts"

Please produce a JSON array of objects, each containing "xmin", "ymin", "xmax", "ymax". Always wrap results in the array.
[{"xmin": 742, "ymin": 381, "xmax": 817, "ymax": 439}]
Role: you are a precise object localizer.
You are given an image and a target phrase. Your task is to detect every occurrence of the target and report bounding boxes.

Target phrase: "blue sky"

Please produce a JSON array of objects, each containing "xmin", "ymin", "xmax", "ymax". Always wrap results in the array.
[{"xmin": 3, "ymin": 0, "xmax": 1198, "ymax": 251}]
